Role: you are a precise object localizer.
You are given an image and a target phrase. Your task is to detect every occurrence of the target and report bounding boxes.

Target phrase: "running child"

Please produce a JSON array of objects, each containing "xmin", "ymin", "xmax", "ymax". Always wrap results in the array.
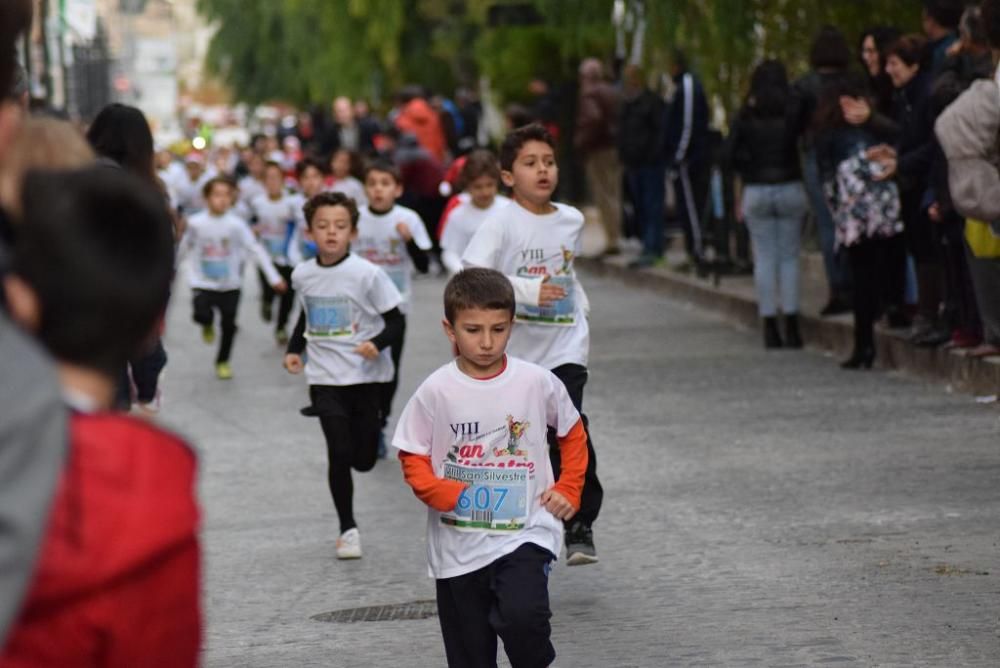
[
  {"xmin": 328, "ymin": 148, "xmax": 367, "ymax": 208},
  {"xmin": 461, "ymin": 123, "xmax": 604, "ymax": 565},
  {"xmin": 392, "ymin": 268, "xmax": 587, "ymax": 667},
  {"xmin": 438, "ymin": 149, "xmax": 509, "ymax": 276},
  {"xmin": 284, "ymin": 191, "xmax": 404, "ymax": 559},
  {"xmin": 356, "ymin": 159, "xmax": 433, "ymax": 448},
  {"xmin": 288, "ymin": 156, "xmax": 329, "ymax": 265},
  {"xmin": 178, "ymin": 176, "xmax": 287, "ymax": 379},
  {"xmin": 249, "ymin": 160, "xmax": 299, "ymax": 343}
]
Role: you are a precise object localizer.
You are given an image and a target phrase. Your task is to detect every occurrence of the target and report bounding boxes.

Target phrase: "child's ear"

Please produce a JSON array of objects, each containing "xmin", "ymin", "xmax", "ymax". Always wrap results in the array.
[
  {"xmin": 500, "ymin": 170, "xmax": 515, "ymax": 188},
  {"xmin": 3, "ymin": 275, "xmax": 41, "ymax": 333},
  {"xmin": 441, "ymin": 318, "xmax": 457, "ymax": 344},
  {"xmin": 393, "ymin": 182, "xmax": 404, "ymax": 199},
  {"xmin": 350, "ymin": 227, "xmax": 359, "ymax": 241}
]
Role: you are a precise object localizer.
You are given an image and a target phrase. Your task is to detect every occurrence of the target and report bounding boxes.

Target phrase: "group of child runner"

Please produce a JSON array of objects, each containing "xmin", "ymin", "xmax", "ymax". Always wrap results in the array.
[{"xmin": 174, "ymin": 122, "xmax": 604, "ymax": 666}]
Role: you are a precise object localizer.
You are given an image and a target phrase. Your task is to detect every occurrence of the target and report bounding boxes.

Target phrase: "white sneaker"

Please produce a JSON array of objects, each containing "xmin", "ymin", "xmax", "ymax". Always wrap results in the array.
[{"xmin": 336, "ymin": 528, "xmax": 362, "ymax": 560}]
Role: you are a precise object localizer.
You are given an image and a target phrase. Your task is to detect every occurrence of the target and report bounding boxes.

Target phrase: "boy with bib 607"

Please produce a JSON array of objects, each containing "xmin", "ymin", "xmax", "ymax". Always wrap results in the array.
[{"xmin": 393, "ymin": 268, "xmax": 587, "ymax": 668}]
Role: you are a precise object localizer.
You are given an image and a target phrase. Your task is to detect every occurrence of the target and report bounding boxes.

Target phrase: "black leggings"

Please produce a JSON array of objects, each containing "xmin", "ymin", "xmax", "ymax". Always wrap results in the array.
[
  {"xmin": 192, "ymin": 289, "xmax": 240, "ymax": 363},
  {"xmin": 381, "ymin": 315, "xmax": 407, "ymax": 426},
  {"xmin": 258, "ymin": 265, "xmax": 295, "ymax": 331},
  {"xmin": 847, "ymin": 236, "xmax": 906, "ymax": 351},
  {"xmin": 310, "ymin": 384, "xmax": 383, "ymax": 533}
]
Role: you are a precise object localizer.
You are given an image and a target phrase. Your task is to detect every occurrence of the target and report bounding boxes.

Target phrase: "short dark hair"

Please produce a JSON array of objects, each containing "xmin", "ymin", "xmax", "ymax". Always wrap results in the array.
[
  {"xmin": 11, "ymin": 167, "xmax": 175, "ymax": 377},
  {"xmin": 363, "ymin": 158, "xmax": 401, "ymax": 184},
  {"xmin": 887, "ymin": 34, "xmax": 929, "ymax": 67},
  {"xmin": 263, "ymin": 160, "xmax": 284, "ymax": 176},
  {"xmin": 923, "ymin": 0, "xmax": 964, "ymax": 30},
  {"xmin": 444, "ymin": 268, "xmax": 515, "ymax": 324},
  {"xmin": 499, "ymin": 123, "xmax": 556, "ymax": 172},
  {"xmin": 303, "ymin": 191, "xmax": 359, "ymax": 229},
  {"xmin": 459, "ymin": 149, "xmax": 501, "ymax": 188},
  {"xmin": 810, "ymin": 25, "xmax": 851, "ymax": 71},
  {"xmin": 296, "ymin": 156, "xmax": 327, "ymax": 178},
  {"xmin": 981, "ymin": 0, "xmax": 1000, "ymax": 49},
  {"xmin": 202, "ymin": 176, "xmax": 235, "ymax": 198}
]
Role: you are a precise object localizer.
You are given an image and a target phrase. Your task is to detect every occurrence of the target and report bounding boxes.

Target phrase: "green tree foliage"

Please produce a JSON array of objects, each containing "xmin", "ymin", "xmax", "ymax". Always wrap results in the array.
[{"xmin": 198, "ymin": 0, "xmax": 923, "ymax": 117}]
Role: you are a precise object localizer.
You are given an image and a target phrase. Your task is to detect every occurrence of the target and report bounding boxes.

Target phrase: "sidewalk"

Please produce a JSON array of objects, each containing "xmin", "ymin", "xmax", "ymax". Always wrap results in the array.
[{"xmin": 578, "ymin": 211, "xmax": 1000, "ymax": 397}]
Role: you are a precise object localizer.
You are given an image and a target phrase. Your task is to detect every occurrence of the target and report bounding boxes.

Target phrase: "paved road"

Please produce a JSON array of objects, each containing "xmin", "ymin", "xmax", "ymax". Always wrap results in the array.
[{"xmin": 159, "ymin": 262, "xmax": 1000, "ymax": 667}]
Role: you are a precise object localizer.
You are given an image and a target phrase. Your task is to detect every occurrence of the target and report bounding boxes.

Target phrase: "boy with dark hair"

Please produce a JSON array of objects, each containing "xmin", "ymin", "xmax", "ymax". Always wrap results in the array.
[
  {"xmin": 356, "ymin": 159, "xmax": 433, "ymax": 453},
  {"xmin": 463, "ymin": 122, "xmax": 604, "ymax": 565},
  {"xmin": 284, "ymin": 191, "xmax": 404, "ymax": 559},
  {"xmin": 439, "ymin": 149, "xmax": 509, "ymax": 276},
  {"xmin": 1, "ymin": 167, "xmax": 200, "ymax": 665},
  {"xmin": 249, "ymin": 160, "xmax": 299, "ymax": 343},
  {"xmin": 393, "ymin": 267, "xmax": 587, "ymax": 668},
  {"xmin": 178, "ymin": 177, "xmax": 287, "ymax": 379},
  {"xmin": 288, "ymin": 156, "xmax": 329, "ymax": 265}
]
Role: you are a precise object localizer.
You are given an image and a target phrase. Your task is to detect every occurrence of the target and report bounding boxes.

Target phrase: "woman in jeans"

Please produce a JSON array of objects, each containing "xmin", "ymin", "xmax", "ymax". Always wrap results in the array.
[{"xmin": 728, "ymin": 60, "xmax": 808, "ymax": 348}]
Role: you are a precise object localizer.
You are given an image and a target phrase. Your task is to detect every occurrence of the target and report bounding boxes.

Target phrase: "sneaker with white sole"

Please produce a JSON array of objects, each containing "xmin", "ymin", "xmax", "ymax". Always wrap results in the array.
[
  {"xmin": 565, "ymin": 521, "xmax": 598, "ymax": 566},
  {"xmin": 336, "ymin": 528, "xmax": 362, "ymax": 560}
]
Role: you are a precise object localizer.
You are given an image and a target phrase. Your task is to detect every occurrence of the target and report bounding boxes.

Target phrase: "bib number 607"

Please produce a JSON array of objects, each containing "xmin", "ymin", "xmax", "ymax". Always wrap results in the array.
[{"xmin": 457, "ymin": 486, "xmax": 508, "ymax": 512}]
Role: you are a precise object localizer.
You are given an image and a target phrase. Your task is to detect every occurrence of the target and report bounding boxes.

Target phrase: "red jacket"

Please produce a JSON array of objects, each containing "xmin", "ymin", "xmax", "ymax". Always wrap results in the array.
[{"xmin": 0, "ymin": 413, "xmax": 201, "ymax": 667}]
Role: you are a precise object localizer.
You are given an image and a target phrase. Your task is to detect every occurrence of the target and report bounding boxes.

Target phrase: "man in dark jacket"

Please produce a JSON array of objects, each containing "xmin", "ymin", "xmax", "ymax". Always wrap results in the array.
[
  {"xmin": 664, "ymin": 50, "xmax": 710, "ymax": 265},
  {"xmin": 619, "ymin": 65, "xmax": 667, "ymax": 267}
]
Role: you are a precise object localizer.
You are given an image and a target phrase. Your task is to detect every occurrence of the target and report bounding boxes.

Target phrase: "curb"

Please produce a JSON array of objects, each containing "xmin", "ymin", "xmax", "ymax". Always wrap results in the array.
[{"xmin": 577, "ymin": 257, "xmax": 1000, "ymax": 397}]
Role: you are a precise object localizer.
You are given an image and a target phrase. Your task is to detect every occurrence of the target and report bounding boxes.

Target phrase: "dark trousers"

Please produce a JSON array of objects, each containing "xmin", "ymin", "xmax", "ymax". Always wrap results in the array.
[
  {"xmin": 847, "ymin": 236, "xmax": 906, "ymax": 351},
  {"xmin": 939, "ymin": 220, "xmax": 980, "ymax": 336},
  {"xmin": 310, "ymin": 384, "xmax": 382, "ymax": 533},
  {"xmin": 626, "ymin": 163, "xmax": 667, "ymax": 258},
  {"xmin": 674, "ymin": 161, "xmax": 710, "ymax": 260},
  {"xmin": 547, "ymin": 364, "xmax": 603, "ymax": 527},
  {"xmin": 258, "ymin": 265, "xmax": 295, "ymax": 330},
  {"xmin": 114, "ymin": 337, "xmax": 168, "ymax": 408},
  {"xmin": 192, "ymin": 289, "xmax": 240, "ymax": 363},
  {"xmin": 436, "ymin": 543, "xmax": 556, "ymax": 668},
  {"xmin": 381, "ymin": 315, "xmax": 407, "ymax": 426}
]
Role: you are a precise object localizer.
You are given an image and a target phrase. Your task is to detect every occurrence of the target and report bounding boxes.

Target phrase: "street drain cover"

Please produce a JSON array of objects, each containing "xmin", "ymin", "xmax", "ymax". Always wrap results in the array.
[{"xmin": 311, "ymin": 600, "xmax": 438, "ymax": 623}]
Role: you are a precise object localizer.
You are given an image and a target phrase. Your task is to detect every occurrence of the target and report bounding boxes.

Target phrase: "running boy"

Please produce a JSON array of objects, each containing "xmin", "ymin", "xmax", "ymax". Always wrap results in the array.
[
  {"xmin": 1, "ymin": 167, "xmax": 200, "ymax": 665},
  {"xmin": 288, "ymin": 156, "xmax": 328, "ymax": 265},
  {"xmin": 461, "ymin": 123, "xmax": 603, "ymax": 565},
  {"xmin": 439, "ymin": 149, "xmax": 509, "ymax": 275},
  {"xmin": 328, "ymin": 148, "xmax": 367, "ymax": 208},
  {"xmin": 393, "ymin": 268, "xmax": 587, "ymax": 667},
  {"xmin": 178, "ymin": 176, "xmax": 287, "ymax": 379},
  {"xmin": 249, "ymin": 160, "xmax": 299, "ymax": 343},
  {"xmin": 355, "ymin": 159, "xmax": 433, "ymax": 448},
  {"xmin": 284, "ymin": 191, "xmax": 404, "ymax": 559}
]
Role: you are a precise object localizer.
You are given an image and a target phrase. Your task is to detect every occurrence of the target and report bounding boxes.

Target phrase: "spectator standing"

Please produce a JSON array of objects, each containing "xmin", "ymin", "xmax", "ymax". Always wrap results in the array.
[
  {"xmin": 922, "ymin": 0, "xmax": 963, "ymax": 70},
  {"xmin": 395, "ymin": 87, "xmax": 448, "ymax": 163},
  {"xmin": 574, "ymin": 58, "xmax": 622, "ymax": 257},
  {"xmin": 728, "ymin": 60, "xmax": 808, "ymax": 349},
  {"xmin": 860, "ymin": 26, "xmax": 903, "ymax": 119},
  {"xmin": 319, "ymin": 96, "xmax": 377, "ymax": 160}
]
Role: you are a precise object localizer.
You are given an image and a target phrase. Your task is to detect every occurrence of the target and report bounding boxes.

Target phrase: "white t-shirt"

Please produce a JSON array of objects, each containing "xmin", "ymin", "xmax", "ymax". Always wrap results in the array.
[
  {"xmin": 286, "ymin": 192, "xmax": 315, "ymax": 266},
  {"xmin": 234, "ymin": 176, "xmax": 267, "ymax": 221},
  {"xmin": 249, "ymin": 193, "xmax": 300, "ymax": 266},
  {"xmin": 461, "ymin": 201, "xmax": 590, "ymax": 370},
  {"xmin": 392, "ymin": 356, "xmax": 580, "ymax": 579},
  {"xmin": 355, "ymin": 205, "xmax": 433, "ymax": 313},
  {"xmin": 329, "ymin": 176, "xmax": 368, "ymax": 209},
  {"xmin": 292, "ymin": 254, "xmax": 403, "ymax": 386},
  {"xmin": 178, "ymin": 210, "xmax": 282, "ymax": 291},
  {"xmin": 174, "ymin": 169, "xmax": 216, "ymax": 216},
  {"xmin": 440, "ymin": 195, "xmax": 510, "ymax": 275}
]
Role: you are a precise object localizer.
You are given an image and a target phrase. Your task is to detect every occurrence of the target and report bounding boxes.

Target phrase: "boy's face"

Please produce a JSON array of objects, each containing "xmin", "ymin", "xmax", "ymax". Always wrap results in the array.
[
  {"xmin": 501, "ymin": 140, "xmax": 557, "ymax": 205},
  {"xmin": 186, "ymin": 161, "xmax": 204, "ymax": 181},
  {"xmin": 206, "ymin": 183, "xmax": 232, "ymax": 215},
  {"xmin": 365, "ymin": 170, "xmax": 402, "ymax": 211},
  {"xmin": 248, "ymin": 154, "xmax": 265, "ymax": 179},
  {"xmin": 299, "ymin": 165, "xmax": 325, "ymax": 197},
  {"xmin": 264, "ymin": 166, "xmax": 284, "ymax": 198},
  {"xmin": 467, "ymin": 174, "xmax": 498, "ymax": 210},
  {"xmin": 307, "ymin": 204, "xmax": 356, "ymax": 261},
  {"xmin": 443, "ymin": 307, "xmax": 513, "ymax": 376},
  {"xmin": 331, "ymin": 151, "xmax": 351, "ymax": 178}
]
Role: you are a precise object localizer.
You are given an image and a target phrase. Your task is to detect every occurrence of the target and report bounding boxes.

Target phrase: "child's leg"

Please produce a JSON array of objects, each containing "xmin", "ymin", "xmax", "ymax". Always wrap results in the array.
[
  {"xmin": 215, "ymin": 290, "xmax": 241, "ymax": 364},
  {"xmin": 435, "ymin": 566, "xmax": 498, "ymax": 668},
  {"xmin": 547, "ymin": 364, "xmax": 603, "ymax": 528},
  {"xmin": 257, "ymin": 268, "xmax": 275, "ymax": 320},
  {"xmin": 348, "ymin": 384, "xmax": 382, "ymax": 473},
  {"xmin": 311, "ymin": 386, "xmax": 359, "ymax": 533},
  {"xmin": 275, "ymin": 264, "xmax": 296, "ymax": 331},
  {"xmin": 191, "ymin": 289, "xmax": 214, "ymax": 327},
  {"xmin": 490, "ymin": 543, "xmax": 557, "ymax": 667},
  {"xmin": 380, "ymin": 316, "xmax": 407, "ymax": 425},
  {"xmin": 130, "ymin": 338, "xmax": 167, "ymax": 403}
]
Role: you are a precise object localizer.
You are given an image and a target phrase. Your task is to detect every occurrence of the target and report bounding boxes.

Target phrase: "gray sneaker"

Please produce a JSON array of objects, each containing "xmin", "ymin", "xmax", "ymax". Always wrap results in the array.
[{"xmin": 565, "ymin": 522, "xmax": 598, "ymax": 566}]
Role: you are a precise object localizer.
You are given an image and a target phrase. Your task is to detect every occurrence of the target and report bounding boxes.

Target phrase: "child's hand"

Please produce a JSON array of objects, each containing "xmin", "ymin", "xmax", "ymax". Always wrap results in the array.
[
  {"xmin": 273, "ymin": 279, "xmax": 289, "ymax": 294},
  {"xmin": 541, "ymin": 489, "xmax": 576, "ymax": 521},
  {"xmin": 354, "ymin": 340, "xmax": 379, "ymax": 360},
  {"xmin": 395, "ymin": 222, "xmax": 413, "ymax": 242},
  {"xmin": 538, "ymin": 277, "xmax": 566, "ymax": 307},
  {"xmin": 283, "ymin": 354, "xmax": 303, "ymax": 374}
]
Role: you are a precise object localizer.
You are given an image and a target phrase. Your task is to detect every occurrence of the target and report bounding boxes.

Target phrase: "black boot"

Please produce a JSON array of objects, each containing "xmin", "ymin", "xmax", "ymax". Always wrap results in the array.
[
  {"xmin": 763, "ymin": 317, "xmax": 783, "ymax": 349},
  {"xmin": 784, "ymin": 314, "xmax": 803, "ymax": 349},
  {"xmin": 840, "ymin": 347, "xmax": 875, "ymax": 369}
]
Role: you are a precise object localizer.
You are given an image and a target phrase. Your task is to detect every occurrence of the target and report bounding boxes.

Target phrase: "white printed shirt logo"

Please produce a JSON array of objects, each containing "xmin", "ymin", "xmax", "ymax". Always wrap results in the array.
[
  {"xmin": 515, "ymin": 246, "xmax": 576, "ymax": 325},
  {"xmin": 304, "ymin": 295, "xmax": 355, "ymax": 337},
  {"xmin": 200, "ymin": 240, "xmax": 231, "ymax": 281},
  {"xmin": 441, "ymin": 415, "xmax": 534, "ymax": 533}
]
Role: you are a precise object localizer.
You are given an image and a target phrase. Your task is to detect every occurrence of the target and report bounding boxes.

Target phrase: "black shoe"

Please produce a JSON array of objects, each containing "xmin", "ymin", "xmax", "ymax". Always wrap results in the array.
[
  {"xmin": 763, "ymin": 317, "xmax": 783, "ymax": 349},
  {"xmin": 820, "ymin": 296, "xmax": 851, "ymax": 317},
  {"xmin": 784, "ymin": 314, "xmax": 803, "ymax": 349},
  {"xmin": 885, "ymin": 307, "xmax": 912, "ymax": 329},
  {"xmin": 840, "ymin": 347, "xmax": 875, "ymax": 370},
  {"xmin": 260, "ymin": 301, "xmax": 273, "ymax": 323},
  {"xmin": 912, "ymin": 325, "xmax": 951, "ymax": 348},
  {"xmin": 376, "ymin": 430, "xmax": 387, "ymax": 459},
  {"xmin": 565, "ymin": 521, "xmax": 598, "ymax": 566},
  {"xmin": 299, "ymin": 404, "xmax": 319, "ymax": 417}
]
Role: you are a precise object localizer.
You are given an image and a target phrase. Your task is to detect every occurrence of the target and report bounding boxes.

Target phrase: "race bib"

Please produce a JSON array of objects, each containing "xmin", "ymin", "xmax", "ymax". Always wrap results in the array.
[
  {"xmin": 516, "ymin": 275, "xmax": 575, "ymax": 326},
  {"xmin": 440, "ymin": 463, "xmax": 529, "ymax": 533},
  {"xmin": 200, "ymin": 258, "xmax": 229, "ymax": 281},
  {"xmin": 305, "ymin": 295, "xmax": 354, "ymax": 337},
  {"xmin": 384, "ymin": 264, "xmax": 408, "ymax": 294},
  {"xmin": 261, "ymin": 235, "xmax": 287, "ymax": 260}
]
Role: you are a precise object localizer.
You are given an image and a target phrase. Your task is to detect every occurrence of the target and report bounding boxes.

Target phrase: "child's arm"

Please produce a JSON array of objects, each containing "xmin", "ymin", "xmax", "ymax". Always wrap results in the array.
[
  {"xmin": 395, "ymin": 222, "xmax": 430, "ymax": 274},
  {"xmin": 399, "ymin": 451, "xmax": 467, "ymax": 512},
  {"xmin": 440, "ymin": 248, "xmax": 463, "ymax": 276},
  {"xmin": 354, "ymin": 307, "xmax": 404, "ymax": 360},
  {"xmin": 541, "ymin": 418, "xmax": 588, "ymax": 519},
  {"xmin": 284, "ymin": 312, "xmax": 307, "ymax": 373}
]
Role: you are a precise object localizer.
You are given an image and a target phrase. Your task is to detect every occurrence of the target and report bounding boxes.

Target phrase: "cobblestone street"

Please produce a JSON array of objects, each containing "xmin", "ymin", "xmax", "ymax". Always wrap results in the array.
[{"xmin": 159, "ymin": 266, "xmax": 1000, "ymax": 667}]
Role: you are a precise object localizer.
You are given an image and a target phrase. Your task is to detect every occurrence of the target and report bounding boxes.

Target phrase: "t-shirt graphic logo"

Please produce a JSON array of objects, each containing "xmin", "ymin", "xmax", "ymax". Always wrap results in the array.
[{"xmin": 496, "ymin": 415, "xmax": 530, "ymax": 458}]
